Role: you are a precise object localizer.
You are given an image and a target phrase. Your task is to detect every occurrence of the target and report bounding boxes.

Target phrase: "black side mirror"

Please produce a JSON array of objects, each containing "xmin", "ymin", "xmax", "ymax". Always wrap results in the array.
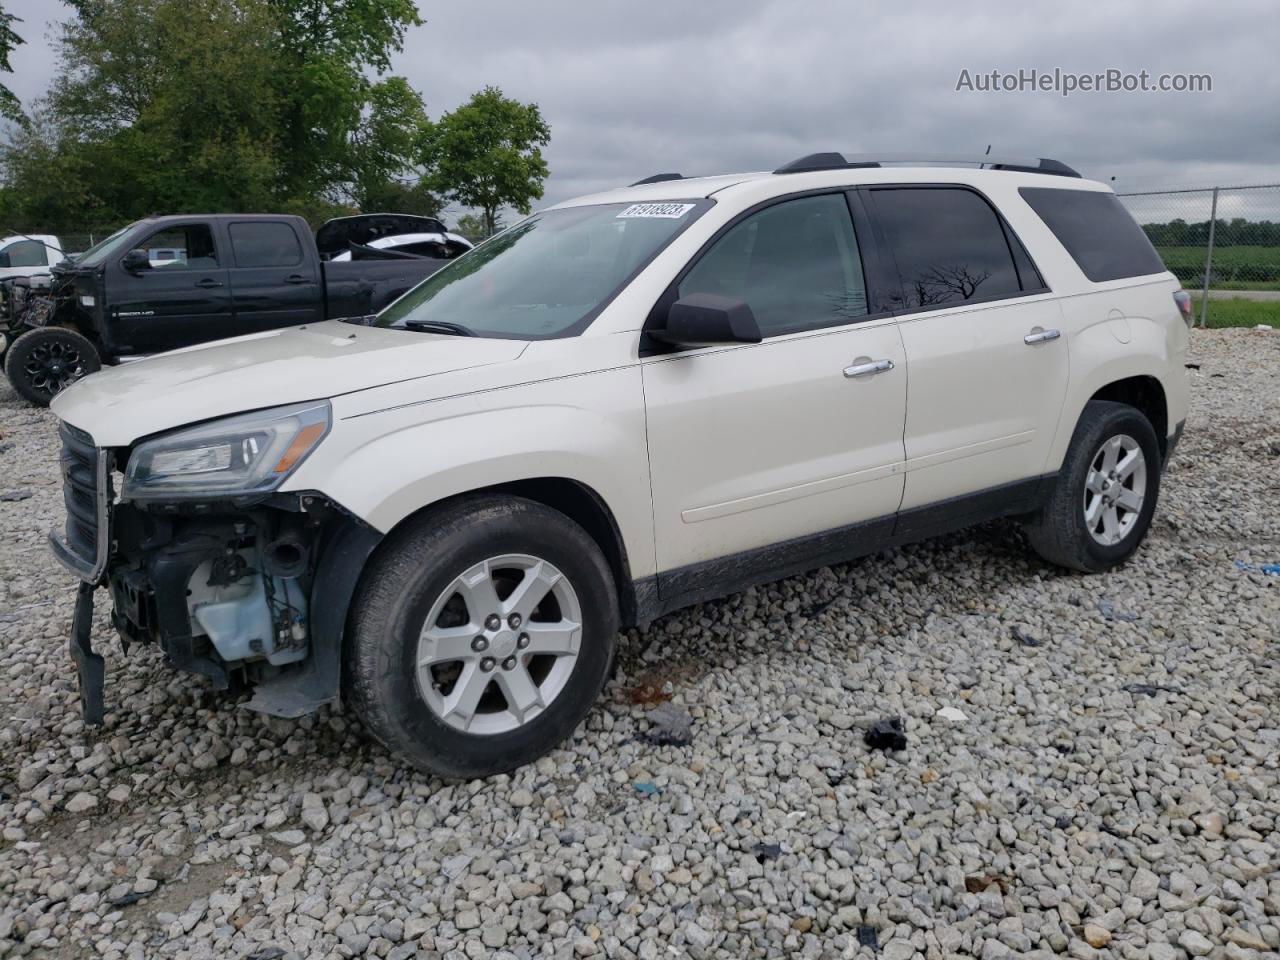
[
  {"xmin": 649, "ymin": 293, "xmax": 763, "ymax": 347},
  {"xmin": 122, "ymin": 248, "xmax": 151, "ymax": 272}
]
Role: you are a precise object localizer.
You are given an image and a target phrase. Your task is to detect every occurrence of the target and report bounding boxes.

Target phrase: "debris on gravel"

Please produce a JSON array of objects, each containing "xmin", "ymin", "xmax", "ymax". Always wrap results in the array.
[{"xmin": 0, "ymin": 330, "xmax": 1277, "ymax": 958}]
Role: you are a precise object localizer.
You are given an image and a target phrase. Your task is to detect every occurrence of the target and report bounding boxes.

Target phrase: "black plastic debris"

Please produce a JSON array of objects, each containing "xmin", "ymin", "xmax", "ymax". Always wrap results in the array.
[
  {"xmin": 1054, "ymin": 815, "xmax": 1073, "ymax": 830},
  {"xmin": 1011, "ymin": 625, "xmax": 1043, "ymax": 647},
  {"xmin": 856, "ymin": 925, "xmax": 880, "ymax": 950},
  {"xmin": 1123, "ymin": 683, "xmax": 1179, "ymax": 696},
  {"xmin": 246, "ymin": 950, "xmax": 286, "ymax": 960},
  {"xmin": 0, "ymin": 490, "xmax": 32, "ymax": 502},
  {"xmin": 108, "ymin": 889, "xmax": 154, "ymax": 908},
  {"xmin": 1268, "ymin": 441, "xmax": 1280, "ymax": 458},
  {"xmin": 1184, "ymin": 362, "xmax": 1201, "ymax": 370},
  {"xmin": 1097, "ymin": 599, "xmax": 1140, "ymax": 622},
  {"xmin": 805, "ymin": 598, "xmax": 836, "ymax": 619},
  {"xmin": 642, "ymin": 702, "xmax": 693, "ymax": 746},
  {"xmin": 1210, "ymin": 372, "xmax": 1226, "ymax": 378},
  {"xmin": 864, "ymin": 716, "xmax": 907, "ymax": 752},
  {"xmin": 752, "ymin": 842, "xmax": 782, "ymax": 863},
  {"xmin": 0, "ymin": 442, "xmax": 13, "ymax": 454}
]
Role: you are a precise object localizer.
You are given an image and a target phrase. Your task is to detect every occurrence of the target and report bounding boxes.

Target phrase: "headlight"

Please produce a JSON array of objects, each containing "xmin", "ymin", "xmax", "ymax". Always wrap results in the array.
[{"xmin": 123, "ymin": 401, "xmax": 331, "ymax": 501}]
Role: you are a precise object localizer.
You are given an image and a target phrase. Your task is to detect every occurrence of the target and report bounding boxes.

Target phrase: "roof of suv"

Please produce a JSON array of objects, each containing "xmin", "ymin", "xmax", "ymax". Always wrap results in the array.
[{"xmin": 553, "ymin": 154, "xmax": 1110, "ymax": 209}]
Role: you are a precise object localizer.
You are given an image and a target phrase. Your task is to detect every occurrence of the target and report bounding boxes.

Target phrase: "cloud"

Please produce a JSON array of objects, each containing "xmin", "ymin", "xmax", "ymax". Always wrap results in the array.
[{"xmin": 6, "ymin": 0, "xmax": 1277, "ymax": 211}]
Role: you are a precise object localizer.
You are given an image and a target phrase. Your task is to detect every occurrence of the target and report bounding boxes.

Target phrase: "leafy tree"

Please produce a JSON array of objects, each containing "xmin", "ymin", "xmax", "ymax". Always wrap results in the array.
[
  {"xmin": 420, "ymin": 87, "xmax": 550, "ymax": 237},
  {"xmin": 454, "ymin": 213, "xmax": 496, "ymax": 243},
  {"xmin": 0, "ymin": 2, "xmax": 23, "ymax": 124}
]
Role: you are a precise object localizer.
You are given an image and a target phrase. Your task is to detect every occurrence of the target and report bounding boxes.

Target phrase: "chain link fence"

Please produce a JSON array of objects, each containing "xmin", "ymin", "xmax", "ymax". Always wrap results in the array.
[{"xmin": 1117, "ymin": 184, "xmax": 1280, "ymax": 327}]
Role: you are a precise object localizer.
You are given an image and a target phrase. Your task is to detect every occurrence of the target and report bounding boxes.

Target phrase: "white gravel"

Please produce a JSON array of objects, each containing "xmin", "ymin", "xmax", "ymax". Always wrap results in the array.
[{"xmin": 0, "ymin": 329, "xmax": 1277, "ymax": 960}]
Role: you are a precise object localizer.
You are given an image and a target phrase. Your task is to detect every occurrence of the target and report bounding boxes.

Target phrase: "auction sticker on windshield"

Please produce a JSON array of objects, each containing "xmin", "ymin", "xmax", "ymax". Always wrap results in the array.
[{"xmin": 616, "ymin": 203, "xmax": 696, "ymax": 219}]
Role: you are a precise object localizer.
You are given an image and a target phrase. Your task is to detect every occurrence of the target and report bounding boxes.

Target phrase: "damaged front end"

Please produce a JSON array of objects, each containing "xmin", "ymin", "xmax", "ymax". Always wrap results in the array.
[{"xmin": 49, "ymin": 405, "xmax": 381, "ymax": 724}]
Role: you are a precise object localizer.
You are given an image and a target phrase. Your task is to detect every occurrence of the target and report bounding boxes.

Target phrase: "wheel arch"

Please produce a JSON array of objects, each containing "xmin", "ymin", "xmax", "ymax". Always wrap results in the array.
[{"xmin": 1087, "ymin": 375, "xmax": 1168, "ymax": 458}]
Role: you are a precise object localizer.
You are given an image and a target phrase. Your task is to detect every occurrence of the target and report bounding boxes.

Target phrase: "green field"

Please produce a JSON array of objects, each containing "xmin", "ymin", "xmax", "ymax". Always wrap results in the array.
[
  {"xmin": 1191, "ymin": 296, "xmax": 1280, "ymax": 329},
  {"xmin": 1155, "ymin": 245, "xmax": 1280, "ymax": 290}
]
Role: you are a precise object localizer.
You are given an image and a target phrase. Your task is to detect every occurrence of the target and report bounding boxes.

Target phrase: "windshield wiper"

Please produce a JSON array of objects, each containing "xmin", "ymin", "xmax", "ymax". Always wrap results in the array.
[{"xmin": 401, "ymin": 319, "xmax": 477, "ymax": 337}]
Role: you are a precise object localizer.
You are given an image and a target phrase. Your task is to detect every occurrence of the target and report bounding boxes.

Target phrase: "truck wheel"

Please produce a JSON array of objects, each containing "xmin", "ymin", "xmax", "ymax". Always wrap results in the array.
[
  {"xmin": 344, "ymin": 495, "xmax": 619, "ymax": 779},
  {"xmin": 1023, "ymin": 400, "xmax": 1162, "ymax": 573},
  {"xmin": 3, "ymin": 327, "xmax": 101, "ymax": 407}
]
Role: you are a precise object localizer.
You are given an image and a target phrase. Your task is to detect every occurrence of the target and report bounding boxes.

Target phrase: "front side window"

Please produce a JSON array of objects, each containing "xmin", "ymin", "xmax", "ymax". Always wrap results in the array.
[
  {"xmin": 678, "ymin": 193, "xmax": 868, "ymax": 337},
  {"xmin": 139, "ymin": 225, "xmax": 219, "ymax": 270},
  {"xmin": 869, "ymin": 187, "xmax": 1023, "ymax": 309},
  {"xmin": 230, "ymin": 222, "xmax": 303, "ymax": 268},
  {"xmin": 3, "ymin": 239, "xmax": 48, "ymax": 267},
  {"xmin": 373, "ymin": 201, "xmax": 708, "ymax": 339}
]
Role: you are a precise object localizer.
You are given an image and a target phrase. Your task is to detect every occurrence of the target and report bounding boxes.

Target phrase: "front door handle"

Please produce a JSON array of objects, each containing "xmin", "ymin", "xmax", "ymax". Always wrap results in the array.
[
  {"xmin": 283, "ymin": 274, "xmax": 309, "ymax": 285},
  {"xmin": 1024, "ymin": 328, "xmax": 1061, "ymax": 345},
  {"xmin": 843, "ymin": 358, "xmax": 895, "ymax": 378},
  {"xmin": 194, "ymin": 278, "xmax": 223, "ymax": 289}
]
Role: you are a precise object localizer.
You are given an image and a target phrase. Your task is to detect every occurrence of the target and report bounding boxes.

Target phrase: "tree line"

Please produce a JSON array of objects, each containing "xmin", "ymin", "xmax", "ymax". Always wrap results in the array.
[
  {"xmin": 0, "ymin": 0, "xmax": 550, "ymax": 240},
  {"xmin": 1141, "ymin": 217, "xmax": 1280, "ymax": 247}
]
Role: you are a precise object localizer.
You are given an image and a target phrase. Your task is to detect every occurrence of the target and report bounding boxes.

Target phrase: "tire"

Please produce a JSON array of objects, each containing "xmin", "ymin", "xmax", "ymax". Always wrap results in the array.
[
  {"xmin": 3, "ymin": 327, "xmax": 101, "ymax": 407},
  {"xmin": 344, "ymin": 495, "xmax": 619, "ymax": 779},
  {"xmin": 1023, "ymin": 400, "xmax": 1162, "ymax": 573}
]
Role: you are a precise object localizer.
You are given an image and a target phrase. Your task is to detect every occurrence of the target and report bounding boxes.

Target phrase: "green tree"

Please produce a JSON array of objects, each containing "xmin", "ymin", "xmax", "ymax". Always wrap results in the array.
[
  {"xmin": 0, "ymin": 2, "xmax": 23, "ymax": 124},
  {"xmin": 421, "ymin": 86, "xmax": 550, "ymax": 236},
  {"xmin": 453, "ymin": 212, "xmax": 497, "ymax": 243}
]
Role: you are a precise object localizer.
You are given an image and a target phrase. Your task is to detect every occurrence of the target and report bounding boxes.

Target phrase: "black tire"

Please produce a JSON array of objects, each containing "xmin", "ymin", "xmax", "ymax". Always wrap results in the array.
[
  {"xmin": 3, "ymin": 327, "xmax": 101, "ymax": 407},
  {"xmin": 344, "ymin": 495, "xmax": 619, "ymax": 779},
  {"xmin": 1023, "ymin": 400, "xmax": 1162, "ymax": 573}
]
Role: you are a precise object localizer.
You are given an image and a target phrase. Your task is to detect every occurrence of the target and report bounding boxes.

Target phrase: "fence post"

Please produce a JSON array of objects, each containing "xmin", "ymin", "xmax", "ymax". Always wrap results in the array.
[{"xmin": 1198, "ymin": 186, "xmax": 1219, "ymax": 328}]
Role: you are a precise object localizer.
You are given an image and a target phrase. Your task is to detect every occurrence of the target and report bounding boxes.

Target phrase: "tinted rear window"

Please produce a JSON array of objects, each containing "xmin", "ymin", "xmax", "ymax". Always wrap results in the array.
[
  {"xmin": 230, "ymin": 222, "xmax": 304, "ymax": 268},
  {"xmin": 1020, "ymin": 188, "xmax": 1166, "ymax": 282}
]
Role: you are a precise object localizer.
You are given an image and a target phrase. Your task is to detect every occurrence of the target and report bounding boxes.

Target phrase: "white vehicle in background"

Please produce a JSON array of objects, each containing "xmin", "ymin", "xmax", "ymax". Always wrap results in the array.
[
  {"xmin": 0, "ymin": 234, "xmax": 64, "ymax": 279},
  {"xmin": 49, "ymin": 152, "xmax": 1190, "ymax": 779},
  {"xmin": 328, "ymin": 229, "xmax": 473, "ymax": 262}
]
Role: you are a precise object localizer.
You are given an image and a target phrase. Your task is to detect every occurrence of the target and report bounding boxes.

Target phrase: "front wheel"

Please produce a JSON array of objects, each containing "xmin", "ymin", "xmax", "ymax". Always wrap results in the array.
[
  {"xmin": 3, "ymin": 327, "xmax": 101, "ymax": 407},
  {"xmin": 1023, "ymin": 400, "xmax": 1162, "ymax": 573},
  {"xmin": 344, "ymin": 495, "xmax": 619, "ymax": 779}
]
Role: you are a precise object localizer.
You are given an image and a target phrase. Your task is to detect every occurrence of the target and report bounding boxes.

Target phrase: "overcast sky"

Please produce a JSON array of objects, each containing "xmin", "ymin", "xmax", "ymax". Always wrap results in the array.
[{"xmin": 5, "ymin": 0, "xmax": 1277, "ymax": 216}]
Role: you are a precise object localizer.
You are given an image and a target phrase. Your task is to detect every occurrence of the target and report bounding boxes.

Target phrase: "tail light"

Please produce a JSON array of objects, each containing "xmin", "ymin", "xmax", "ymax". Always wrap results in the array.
[{"xmin": 1173, "ymin": 290, "xmax": 1194, "ymax": 328}]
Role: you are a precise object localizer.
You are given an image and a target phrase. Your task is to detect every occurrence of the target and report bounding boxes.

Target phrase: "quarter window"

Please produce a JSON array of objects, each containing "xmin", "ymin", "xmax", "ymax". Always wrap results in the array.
[
  {"xmin": 1020, "ymin": 187, "xmax": 1165, "ymax": 282},
  {"xmin": 679, "ymin": 193, "xmax": 868, "ymax": 337},
  {"xmin": 230, "ymin": 222, "xmax": 304, "ymax": 268},
  {"xmin": 869, "ymin": 187, "xmax": 1023, "ymax": 309}
]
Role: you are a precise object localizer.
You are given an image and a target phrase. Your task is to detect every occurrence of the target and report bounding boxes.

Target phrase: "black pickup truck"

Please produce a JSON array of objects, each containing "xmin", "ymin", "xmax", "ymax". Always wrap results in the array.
[{"xmin": 1, "ymin": 213, "xmax": 455, "ymax": 405}]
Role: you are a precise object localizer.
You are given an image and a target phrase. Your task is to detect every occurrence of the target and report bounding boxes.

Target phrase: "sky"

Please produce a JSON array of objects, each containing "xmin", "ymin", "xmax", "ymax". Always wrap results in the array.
[{"xmin": 4, "ymin": 0, "xmax": 1278, "ymax": 217}]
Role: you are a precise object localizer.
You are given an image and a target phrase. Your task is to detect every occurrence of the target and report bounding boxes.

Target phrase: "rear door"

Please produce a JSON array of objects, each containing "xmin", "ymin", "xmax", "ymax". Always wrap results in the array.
[
  {"xmin": 225, "ymin": 219, "xmax": 323, "ymax": 333},
  {"xmin": 108, "ymin": 222, "xmax": 233, "ymax": 354},
  {"xmin": 863, "ymin": 185, "xmax": 1069, "ymax": 514}
]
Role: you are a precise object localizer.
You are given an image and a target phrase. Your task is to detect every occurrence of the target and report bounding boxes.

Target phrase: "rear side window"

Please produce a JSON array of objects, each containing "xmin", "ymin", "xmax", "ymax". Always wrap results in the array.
[
  {"xmin": 1020, "ymin": 188, "xmax": 1165, "ymax": 282},
  {"xmin": 230, "ymin": 222, "xmax": 304, "ymax": 268},
  {"xmin": 4, "ymin": 239, "xmax": 48, "ymax": 267},
  {"xmin": 868, "ymin": 187, "xmax": 1024, "ymax": 309}
]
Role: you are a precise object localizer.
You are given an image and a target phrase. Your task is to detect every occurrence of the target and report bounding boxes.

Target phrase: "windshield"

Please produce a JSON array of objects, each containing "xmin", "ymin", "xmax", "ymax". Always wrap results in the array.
[
  {"xmin": 74, "ymin": 223, "xmax": 140, "ymax": 266},
  {"xmin": 370, "ymin": 200, "xmax": 709, "ymax": 338}
]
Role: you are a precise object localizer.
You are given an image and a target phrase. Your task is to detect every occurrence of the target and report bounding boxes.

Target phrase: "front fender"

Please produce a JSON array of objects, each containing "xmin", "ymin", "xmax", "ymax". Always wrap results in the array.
[{"xmin": 287, "ymin": 365, "xmax": 656, "ymax": 578}]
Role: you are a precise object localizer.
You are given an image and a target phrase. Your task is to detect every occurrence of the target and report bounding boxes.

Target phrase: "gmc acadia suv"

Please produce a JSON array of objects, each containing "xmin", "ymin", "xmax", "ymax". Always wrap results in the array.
[{"xmin": 48, "ymin": 152, "xmax": 1190, "ymax": 778}]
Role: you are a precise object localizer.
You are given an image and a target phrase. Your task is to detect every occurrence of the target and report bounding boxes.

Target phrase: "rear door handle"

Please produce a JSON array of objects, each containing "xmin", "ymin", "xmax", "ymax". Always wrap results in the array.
[
  {"xmin": 194, "ymin": 278, "xmax": 223, "ymax": 289},
  {"xmin": 1024, "ymin": 328, "xmax": 1061, "ymax": 344},
  {"xmin": 284, "ymin": 274, "xmax": 310, "ymax": 285},
  {"xmin": 843, "ymin": 358, "xmax": 895, "ymax": 378}
]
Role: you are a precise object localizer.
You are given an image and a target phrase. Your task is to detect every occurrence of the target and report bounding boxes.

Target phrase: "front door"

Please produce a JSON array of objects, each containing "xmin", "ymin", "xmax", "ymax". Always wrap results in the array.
[
  {"xmin": 863, "ymin": 185, "xmax": 1070, "ymax": 512},
  {"xmin": 109, "ymin": 222, "xmax": 232, "ymax": 355},
  {"xmin": 642, "ymin": 192, "xmax": 908, "ymax": 603}
]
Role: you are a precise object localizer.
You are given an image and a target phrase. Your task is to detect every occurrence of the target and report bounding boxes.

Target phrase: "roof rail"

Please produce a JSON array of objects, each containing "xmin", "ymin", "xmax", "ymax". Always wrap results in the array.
[
  {"xmin": 630, "ymin": 172, "xmax": 685, "ymax": 186},
  {"xmin": 773, "ymin": 153, "xmax": 1081, "ymax": 178}
]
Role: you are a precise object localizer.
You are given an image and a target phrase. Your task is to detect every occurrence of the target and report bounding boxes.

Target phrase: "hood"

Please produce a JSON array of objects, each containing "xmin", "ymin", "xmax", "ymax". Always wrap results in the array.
[
  {"xmin": 315, "ymin": 214, "xmax": 448, "ymax": 259},
  {"xmin": 51, "ymin": 321, "xmax": 527, "ymax": 446}
]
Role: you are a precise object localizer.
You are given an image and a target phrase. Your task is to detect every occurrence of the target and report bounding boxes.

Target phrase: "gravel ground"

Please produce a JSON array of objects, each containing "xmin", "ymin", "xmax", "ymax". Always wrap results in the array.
[{"xmin": 0, "ymin": 329, "xmax": 1277, "ymax": 960}]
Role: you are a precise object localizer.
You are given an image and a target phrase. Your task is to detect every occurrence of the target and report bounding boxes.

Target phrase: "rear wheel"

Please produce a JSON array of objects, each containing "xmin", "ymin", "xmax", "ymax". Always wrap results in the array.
[
  {"xmin": 344, "ymin": 495, "xmax": 619, "ymax": 779},
  {"xmin": 4, "ymin": 327, "xmax": 101, "ymax": 407},
  {"xmin": 1023, "ymin": 400, "xmax": 1162, "ymax": 572}
]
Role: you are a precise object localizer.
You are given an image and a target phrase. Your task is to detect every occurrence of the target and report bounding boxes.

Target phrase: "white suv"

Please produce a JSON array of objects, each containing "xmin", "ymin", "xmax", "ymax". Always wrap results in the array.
[{"xmin": 49, "ymin": 153, "xmax": 1190, "ymax": 778}]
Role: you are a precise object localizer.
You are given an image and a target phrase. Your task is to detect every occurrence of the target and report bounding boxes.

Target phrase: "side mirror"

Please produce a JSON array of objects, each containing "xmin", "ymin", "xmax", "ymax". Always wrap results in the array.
[
  {"xmin": 0, "ymin": 251, "xmax": 10, "ymax": 268},
  {"xmin": 122, "ymin": 248, "xmax": 151, "ymax": 272},
  {"xmin": 649, "ymin": 293, "xmax": 762, "ymax": 347}
]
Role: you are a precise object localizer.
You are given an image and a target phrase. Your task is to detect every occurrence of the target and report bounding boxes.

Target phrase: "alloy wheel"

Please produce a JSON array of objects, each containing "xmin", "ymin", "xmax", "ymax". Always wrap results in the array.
[{"xmin": 1083, "ymin": 434, "xmax": 1147, "ymax": 546}]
